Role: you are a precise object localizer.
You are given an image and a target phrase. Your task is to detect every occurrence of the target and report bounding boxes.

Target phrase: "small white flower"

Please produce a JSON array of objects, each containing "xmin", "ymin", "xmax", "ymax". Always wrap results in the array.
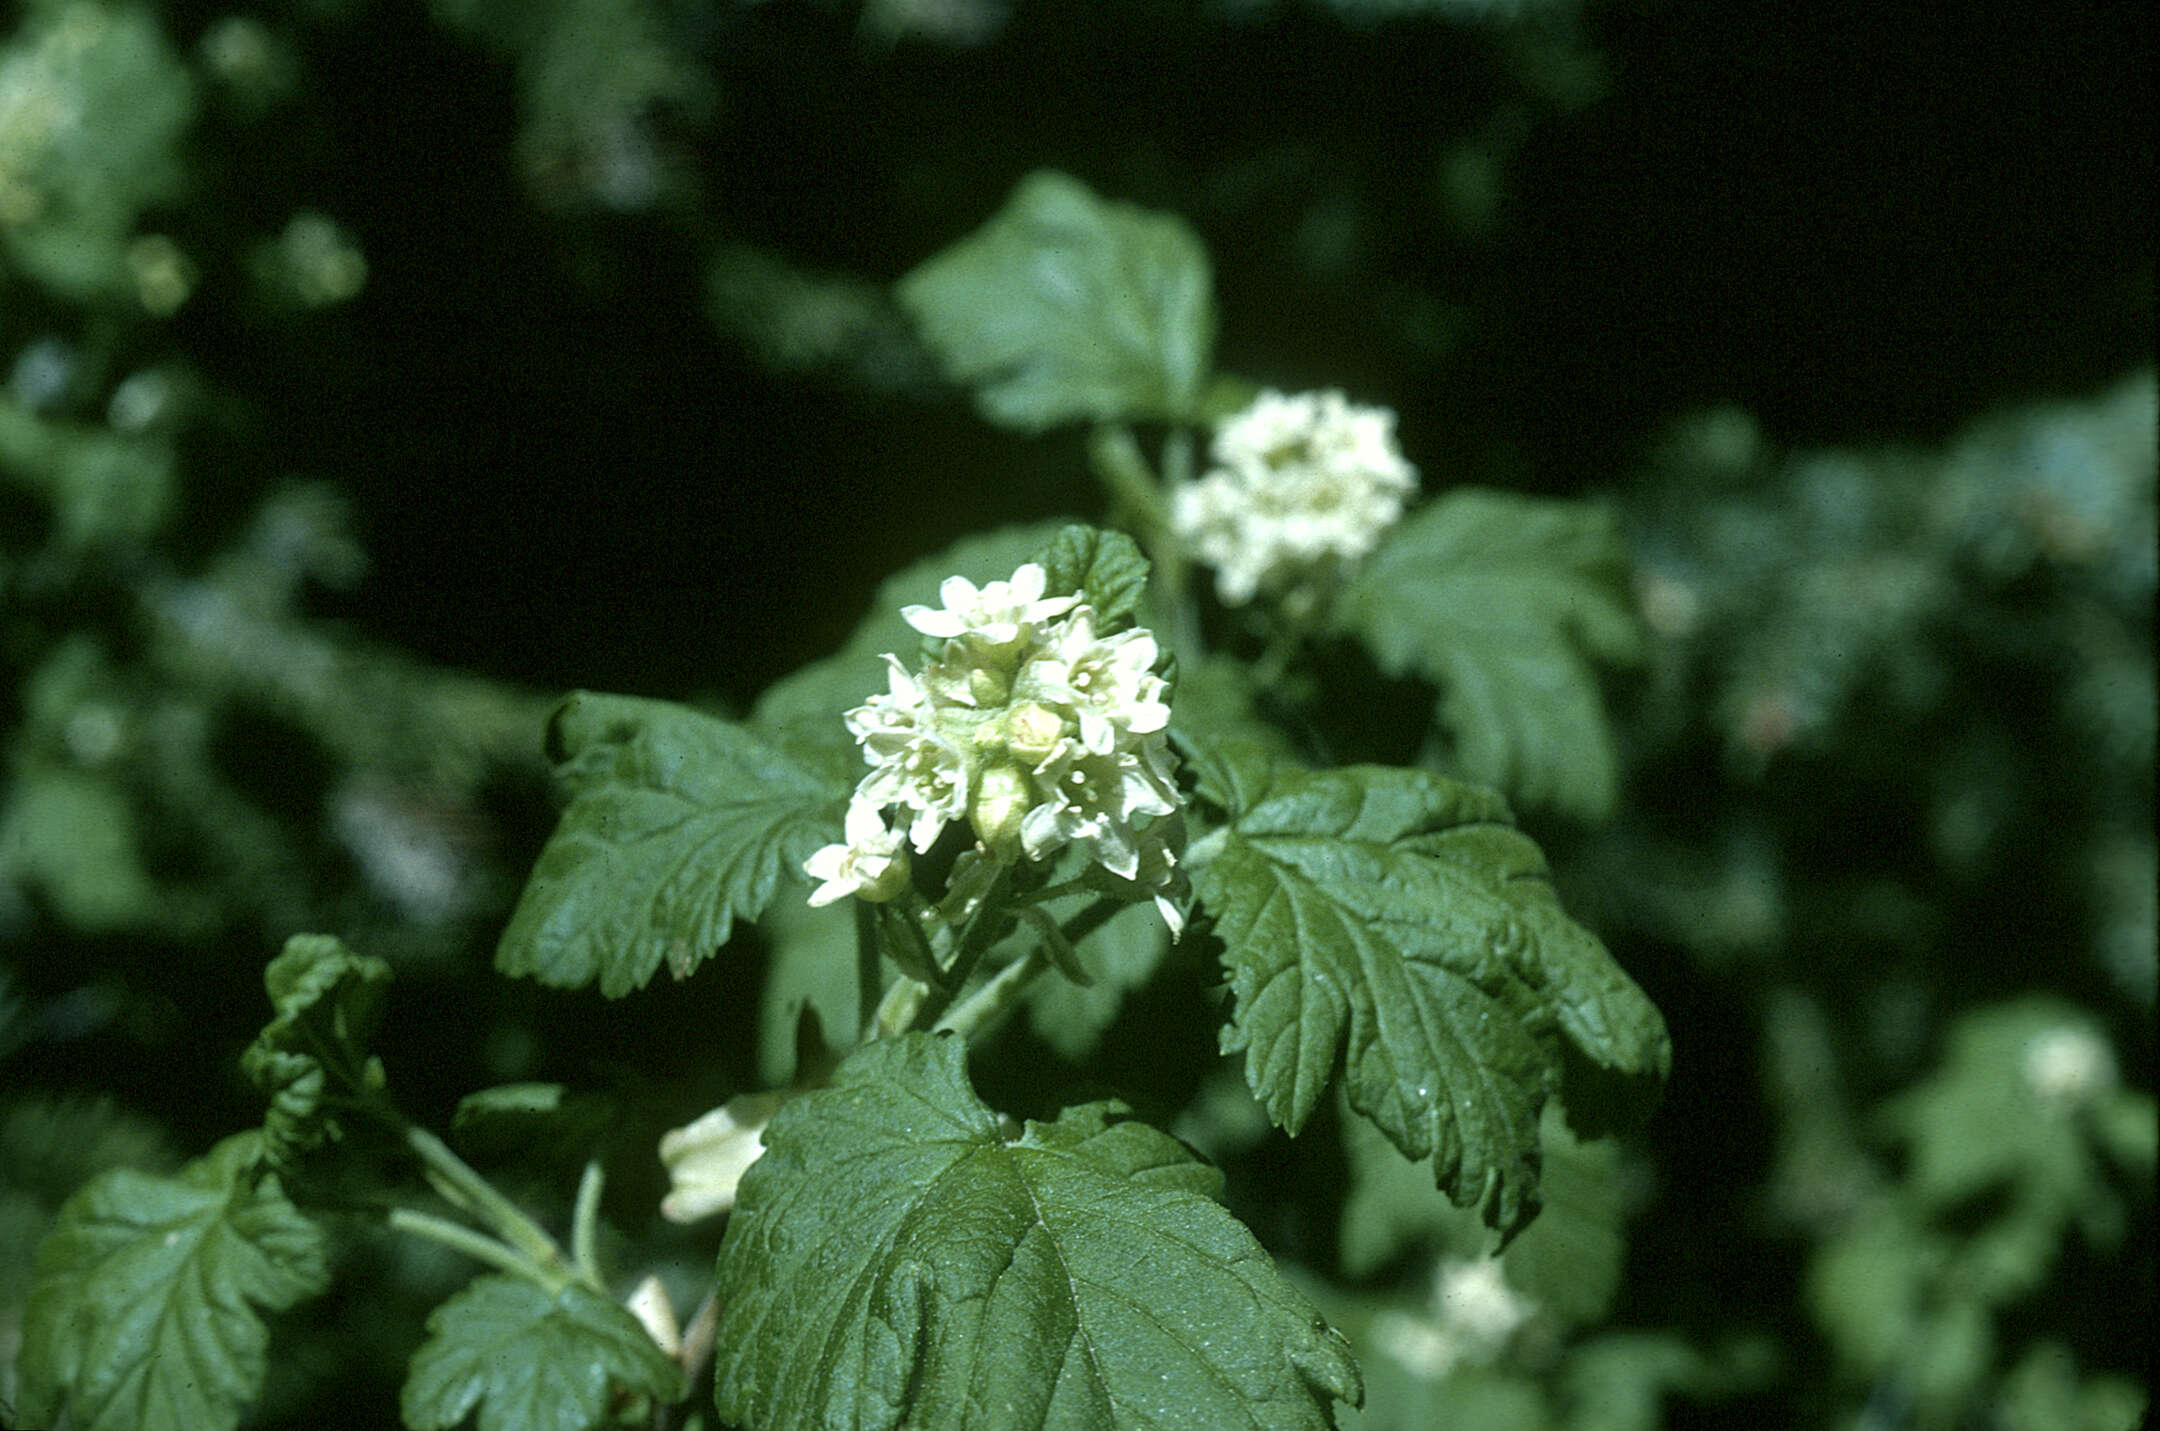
[
  {"xmin": 1030, "ymin": 608, "xmax": 1170, "ymax": 752},
  {"xmin": 803, "ymin": 800, "xmax": 911, "ymax": 906},
  {"xmin": 1433, "ymin": 1256, "xmax": 1532, "ymax": 1347},
  {"xmin": 1022, "ymin": 741, "xmax": 1178, "ymax": 880},
  {"xmin": 1174, "ymin": 388, "xmax": 1417, "ymax": 606},
  {"xmin": 901, "ymin": 562, "xmax": 1077, "ymax": 644}
]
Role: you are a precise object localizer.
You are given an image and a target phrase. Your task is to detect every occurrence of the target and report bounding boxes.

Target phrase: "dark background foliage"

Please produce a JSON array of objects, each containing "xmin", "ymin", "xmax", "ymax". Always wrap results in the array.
[{"xmin": 3, "ymin": 1, "xmax": 2151, "ymax": 1426}]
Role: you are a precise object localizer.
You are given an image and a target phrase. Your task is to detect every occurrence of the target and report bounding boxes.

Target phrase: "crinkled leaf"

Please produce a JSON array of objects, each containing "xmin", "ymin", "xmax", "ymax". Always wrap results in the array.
[
  {"xmin": 713, "ymin": 1032, "xmax": 1361, "ymax": 1431},
  {"xmin": 497, "ymin": 693, "xmax": 851, "ymax": 996},
  {"xmin": 1341, "ymin": 489, "xmax": 1642, "ymax": 822},
  {"xmin": 1034, "ymin": 524, "xmax": 1152, "ymax": 633},
  {"xmin": 1186, "ymin": 737, "xmax": 1666, "ymax": 1236},
  {"xmin": 18, "ymin": 1131, "xmax": 330, "ymax": 1431},
  {"xmin": 753, "ymin": 520, "xmax": 1074, "ymax": 738},
  {"xmin": 241, "ymin": 933, "xmax": 393, "ymax": 1168},
  {"xmin": 401, "ymin": 1273, "xmax": 687, "ymax": 1431},
  {"xmin": 898, "ymin": 170, "xmax": 1216, "ymax": 431}
]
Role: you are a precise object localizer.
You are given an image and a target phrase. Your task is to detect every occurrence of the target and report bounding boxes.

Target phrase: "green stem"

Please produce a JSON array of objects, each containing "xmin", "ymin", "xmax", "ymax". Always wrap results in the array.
[
  {"xmin": 854, "ymin": 898, "xmax": 881, "ymax": 1039},
  {"xmin": 402, "ymin": 1123, "xmax": 567, "ymax": 1276},
  {"xmin": 1090, "ymin": 422, "xmax": 1207, "ymax": 665},
  {"xmin": 1250, "ymin": 622, "xmax": 1303, "ymax": 692},
  {"xmin": 906, "ymin": 867, "xmax": 1013, "ymax": 1031},
  {"xmin": 936, "ymin": 897, "xmax": 1125, "ymax": 1041},
  {"xmin": 936, "ymin": 948, "xmax": 1049, "ymax": 1040},
  {"xmin": 1058, "ymin": 896, "xmax": 1127, "ymax": 948},
  {"xmin": 389, "ymin": 1207, "xmax": 561, "ymax": 1288},
  {"xmin": 1089, "ymin": 423, "xmax": 1168, "ymax": 537},
  {"xmin": 570, "ymin": 1160, "xmax": 605, "ymax": 1288}
]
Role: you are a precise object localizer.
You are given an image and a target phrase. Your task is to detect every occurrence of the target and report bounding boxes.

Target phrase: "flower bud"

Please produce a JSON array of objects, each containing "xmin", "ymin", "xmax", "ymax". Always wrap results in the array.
[
  {"xmin": 624, "ymin": 1275, "xmax": 682, "ymax": 1357},
  {"xmin": 969, "ymin": 761, "xmax": 1034, "ymax": 852},
  {"xmin": 1003, "ymin": 700, "xmax": 1067, "ymax": 765},
  {"xmin": 968, "ymin": 662, "xmax": 1014, "ymax": 706},
  {"xmin": 657, "ymin": 1088, "xmax": 792, "ymax": 1222}
]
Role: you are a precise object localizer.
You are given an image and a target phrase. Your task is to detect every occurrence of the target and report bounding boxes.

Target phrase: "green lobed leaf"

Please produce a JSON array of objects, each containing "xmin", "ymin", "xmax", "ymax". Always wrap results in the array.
[
  {"xmin": 713, "ymin": 1032, "xmax": 1361, "ymax": 1431},
  {"xmin": 401, "ymin": 1273, "xmax": 687, "ymax": 1431},
  {"xmin": 1187, "ymin": 737, "xmax": 1666, "ymax": 1236},
  {"xmin": 241, "ymin": 933, "xmax": 393, "ymax": 1168},
  {"xmin": 1033, "ymin": 524, "xmax": 1153, "ymax": 633},
  {"xmin": 18, "ymin": 1131, "xmax": 330, "ymax": 1431},
  {"xmin": 1339, "ymin": 489, "xmax": 1642, "ymax": 823},
  {"xmin": 497, "ymin": 693, "xmax": 851, "ymax": 996},
  {"xmin": 897, "ymin": 170, "xmax": 1217, "ymax": 431}
]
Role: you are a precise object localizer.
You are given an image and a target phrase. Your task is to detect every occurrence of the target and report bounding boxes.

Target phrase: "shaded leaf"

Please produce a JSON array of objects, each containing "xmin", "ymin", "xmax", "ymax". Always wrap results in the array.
[
  {"xmin": 1021, "ymin": 893, "xmax": 1173, "ymax": 1061},
  {"xmin": 18, "ymin": 1131, "xmax": 329, "ymax": 1431},
  {"xmin": 497, "ymin": 694, "xmax": 850, "ymax": 996},
  {"xmin": 1188, "ymin": 737, "xmax": 1665, "ymax": 1236},
  {"xmin": 1996, "ymin": 1342, "xmax": 2149, "ymax": 1431},
  {"xmin": 240, "ymin": 933, "xmax": 393, "ymax": 1168},
  {"xmin": 755, "ymin": 895, "xmax": 866, "ymax": 1085},
  {"xmin": 898, "ymin": 170, "xmax": 1216, "ymax": 431},
  {"xmin": 713, "ymin": 1032, "xmax": 1361, "ymax": 1431},
  {"xmin": 401, "ymin": 1273, "xmax": 686, "ymax": 1431},
  {"xmin": 450, "ymin": 1083, "xmax": 620, "ymax": 1169},
  {"xmin": 1341, "ymin": 489, "xmax": 1641, "ymax": 822}
]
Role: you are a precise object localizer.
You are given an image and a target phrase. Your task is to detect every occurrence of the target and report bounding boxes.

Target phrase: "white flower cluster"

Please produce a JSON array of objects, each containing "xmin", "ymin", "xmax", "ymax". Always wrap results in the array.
[
  {"xmin": 1172, "ymin": 389, "xmax": 1418, "ymax": 606},
  {"xmin": 803, "ymin": 562, "xmax": 1183, "ymax": 925}
]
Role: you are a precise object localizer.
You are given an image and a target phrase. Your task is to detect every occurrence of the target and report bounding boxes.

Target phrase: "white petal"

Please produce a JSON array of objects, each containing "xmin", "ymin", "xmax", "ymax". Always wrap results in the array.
[{"xmin": 903, "ymin": 606, "xmax": 967, "ymax": 637}]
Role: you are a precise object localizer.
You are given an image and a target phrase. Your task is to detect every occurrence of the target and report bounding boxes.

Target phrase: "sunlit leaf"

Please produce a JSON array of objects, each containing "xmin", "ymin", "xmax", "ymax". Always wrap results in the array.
[
  {"xmin": 898, "ymin": 170, "xmax": 1216, "ymax": 431},
  {"xmin": 497, "ymin": 694, "xmax": 851, "ymax": 996},
  {"xmin": 1187, "ymin": 736, "xmax": 1666, "ymax": 1235},
  {"xmin": 713, "ymin": 1032, "xmax": 1361, "ymax": 1430}
]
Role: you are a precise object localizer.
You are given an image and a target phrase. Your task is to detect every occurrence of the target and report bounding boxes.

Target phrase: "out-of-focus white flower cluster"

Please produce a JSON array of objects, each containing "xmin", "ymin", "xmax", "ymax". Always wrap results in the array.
[
  {"xmin": 803, "ymin": 562, "xmax": 1184, "ymax": 927},
  {"xmin": 1369, "ymin": 1255, "xmax": 1534, "ymax": 1382},
  {"xmin": 1173, "ymin": 389, "xmax": 1418, "ymax": 606}
]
